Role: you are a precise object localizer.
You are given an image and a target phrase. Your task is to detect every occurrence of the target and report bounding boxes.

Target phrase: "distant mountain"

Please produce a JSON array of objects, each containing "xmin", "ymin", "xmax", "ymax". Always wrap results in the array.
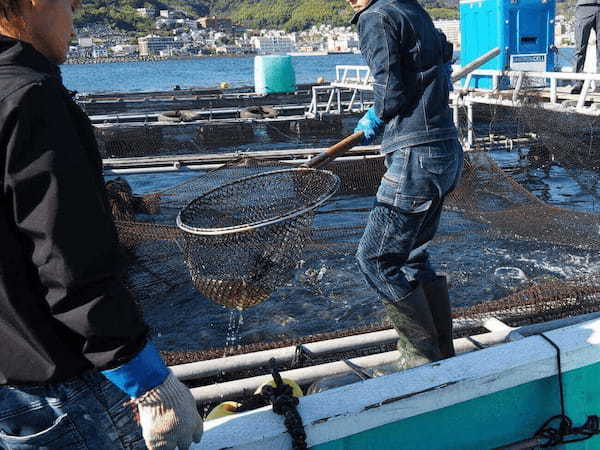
[{"xmin": 75, "ymin": 0, "xmax": 458, "ymax": 33}]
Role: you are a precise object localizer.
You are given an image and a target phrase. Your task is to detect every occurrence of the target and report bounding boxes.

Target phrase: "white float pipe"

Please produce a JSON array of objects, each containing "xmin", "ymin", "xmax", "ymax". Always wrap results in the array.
[
  {"xmin": 172, "ymin": 329, "xmax": 398, "ymax": 381},
  {"xmin": 104, "ymin": 154, "xmax": 385, "ymax": 175},
  {"xmin": 188, "ymin": 331, "xmax": 510, "ymax": 405},
  {"xmin": 178, "ymin": 312, "xmax": 600, "ymax": 405},
  {"xmin": 190, "ymin": 351, "xmax": 400, "ymax": 404}
]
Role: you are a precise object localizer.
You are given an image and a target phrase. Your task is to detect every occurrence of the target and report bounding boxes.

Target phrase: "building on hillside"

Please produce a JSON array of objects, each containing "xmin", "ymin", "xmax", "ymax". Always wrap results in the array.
[
  {"xmin": 235, "ymin": 39, "xmax": 255, "ymax": 54},
  {"xmin": 251, "ymin": 36, "xmax": 297, "ymax": 55},
  {"xmin": 78, "ymin": 35, "xmax": 93, "ymax": 48},
  {"xmin": 68, "ymin": 45, "xmax": 92, "ymax": 59},
  {"xmin": 434, "ymin": 19, "xmax": 460, "ymax": 49},
  {"xmin": 160, "ymin": 10, "xmax": 170, "ymax": 18},
  {"xmin": 327, "ymin": 34, "xmax": 359, "ymax": 53},
  {"xmin": 155, "ymin": 18, "xmax": 177, "ymax": 30},
  {"xmin": 92, "ymin": 46, "xmax": 109, "ymax": 58},
  {"xmin": 197, "ymin": 16, "xmax": 233, "ymax": 33},
  {"xmin": 136, "ymin": 7, "xmax": 156, "ymax": 17},
  {"xmin": 138, "ymin": 35, "xmax": 175, "ymax": 56},
  {"xmin": 111, "ymin": 44, "xmax": 138, "ymax": 56}
]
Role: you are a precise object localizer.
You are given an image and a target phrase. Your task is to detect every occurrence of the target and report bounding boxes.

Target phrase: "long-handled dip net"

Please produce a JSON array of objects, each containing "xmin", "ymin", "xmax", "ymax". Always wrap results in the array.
[{"xmin": 175, "ymin": 133, "xmax": 362, "ymax": 310}]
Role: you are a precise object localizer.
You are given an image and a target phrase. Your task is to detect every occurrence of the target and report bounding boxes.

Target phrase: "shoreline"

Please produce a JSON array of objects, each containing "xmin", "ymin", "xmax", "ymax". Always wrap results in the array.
[
  {"xmin": 64, "ymin": 52, "xmax": 362, "ymax": 65},
  {"xmin": 65, "ymin": 54, "xmax": 253, "ymax": 65}
]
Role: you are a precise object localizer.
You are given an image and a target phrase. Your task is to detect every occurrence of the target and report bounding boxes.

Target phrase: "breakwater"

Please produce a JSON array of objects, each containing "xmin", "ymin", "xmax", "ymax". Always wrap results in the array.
[{"xmin": 66, "ymin": 55, "xmax": 170, "ymax": 65}]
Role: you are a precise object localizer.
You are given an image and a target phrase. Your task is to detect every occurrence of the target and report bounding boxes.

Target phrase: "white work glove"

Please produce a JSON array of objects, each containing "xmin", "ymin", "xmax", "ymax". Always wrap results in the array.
[{"xmin": 136, "ymin": 373, "xmax": 204, "ymax": 450}]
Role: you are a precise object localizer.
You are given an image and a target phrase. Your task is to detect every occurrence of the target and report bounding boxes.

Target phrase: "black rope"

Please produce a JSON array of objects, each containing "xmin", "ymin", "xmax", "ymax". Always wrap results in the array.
[
  {"xmin": 262, "ymin": 358, "xmax": 308, "ymax": 450},
  {"xmin": 496, "ymin": 334, "xmax": 600, "ymax": 449},
  {"xmin": 235, "ymin": 358, "xmax": 307, "ymax": 449},
  {"xmin": 532, "ymin": 334, "xmax": 600, "ymax": 447}
]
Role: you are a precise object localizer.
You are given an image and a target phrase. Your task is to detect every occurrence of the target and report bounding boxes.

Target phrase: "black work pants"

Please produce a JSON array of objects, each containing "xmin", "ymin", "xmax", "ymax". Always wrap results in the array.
[{"xmin": 574, "ymin": 5, "xmax": 600, "ymax": 73}]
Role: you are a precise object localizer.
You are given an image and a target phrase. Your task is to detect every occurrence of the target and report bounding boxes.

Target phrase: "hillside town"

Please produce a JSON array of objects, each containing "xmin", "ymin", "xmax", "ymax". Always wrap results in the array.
[{"xmin": 69, "ymin": 8, "xmax": 576, "ymax": 62}]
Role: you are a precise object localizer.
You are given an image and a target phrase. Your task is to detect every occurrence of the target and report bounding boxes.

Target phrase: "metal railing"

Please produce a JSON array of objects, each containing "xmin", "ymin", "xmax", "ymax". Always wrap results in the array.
[{"xmin": 307, "ymin": 65, "xmax": 374, "ymax": 116}]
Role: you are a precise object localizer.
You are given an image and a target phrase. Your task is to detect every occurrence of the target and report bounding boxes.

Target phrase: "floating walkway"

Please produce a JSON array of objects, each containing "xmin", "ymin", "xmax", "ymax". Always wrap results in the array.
[
  {"xmin": 308, "ymin": 64, "xmax": 600, "ymax": 148},
  {"xmin": 78, "ymin": 82, "xmax": 356, "ymax": 116}
]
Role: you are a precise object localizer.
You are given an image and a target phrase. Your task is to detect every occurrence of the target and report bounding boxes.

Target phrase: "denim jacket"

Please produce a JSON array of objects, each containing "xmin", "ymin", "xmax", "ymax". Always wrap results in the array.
[{"xmin": 353, "ymin": 0, "xmax": 457, "ymax": 152}]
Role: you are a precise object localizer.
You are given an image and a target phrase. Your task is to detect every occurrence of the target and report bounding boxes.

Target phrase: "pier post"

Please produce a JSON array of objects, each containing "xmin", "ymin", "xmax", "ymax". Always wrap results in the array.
[
  {"xmin": 550, "ymin": 78, "xmax": 557, "ymax": 104},
  {"xmin": 577, "ymin": 79, "xmax": 592, "ymax": 110},
  {"xmin": 348, "ymin": 89, "xmax": 357, "ymax": 112},
  {"xmin": 326, "ymin": 89, "xmax": 335, "ymax": 113}
]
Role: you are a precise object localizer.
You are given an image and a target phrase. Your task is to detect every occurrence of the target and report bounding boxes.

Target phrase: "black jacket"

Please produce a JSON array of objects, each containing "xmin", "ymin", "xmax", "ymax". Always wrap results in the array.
[{"xmin": 0, "ymin": 35, "xmax": 148, "ymax": 385}]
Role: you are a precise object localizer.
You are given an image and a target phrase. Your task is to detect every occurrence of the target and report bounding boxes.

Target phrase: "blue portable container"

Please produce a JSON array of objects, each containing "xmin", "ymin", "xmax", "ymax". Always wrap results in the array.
[
  {"xmin": 254, "ymin": 55, "xmax": 296, "ymax": 94},
  {"xmin": 459, "ymin": 0, "xmax": 556, "ymax": 89}
]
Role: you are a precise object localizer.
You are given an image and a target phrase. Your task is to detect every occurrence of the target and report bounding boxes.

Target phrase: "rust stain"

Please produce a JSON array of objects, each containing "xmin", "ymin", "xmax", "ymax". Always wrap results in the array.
[
  {"xmin": 313, "ymin": 417, "xmax": 330, "ymax": 425},
  {"xmin": 363, "ymin": 381, "xmax": 459, "ymax": 411},
  {"xmin": 312, "ymin": 413, "xmax": 344, "ymax": 426}
]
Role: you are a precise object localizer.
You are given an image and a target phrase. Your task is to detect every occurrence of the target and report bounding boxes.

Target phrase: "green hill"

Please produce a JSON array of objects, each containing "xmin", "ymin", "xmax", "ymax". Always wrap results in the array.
[
  {"xmin": 75, "ymin": 0, "xmax": 210, "ymax": 32},
  {"xmin": 76, "ymin": 0, "xmax": 458, "ymax": 33},
  {"xmin": 211, "ymin": 0, "xmax": 353, "ymax": 30}
]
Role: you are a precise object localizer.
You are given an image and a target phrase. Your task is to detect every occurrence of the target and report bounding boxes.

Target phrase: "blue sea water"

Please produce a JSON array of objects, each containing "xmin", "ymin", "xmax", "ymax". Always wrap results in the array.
[
  {"xmin": 62, "ymin": 53, "xmax": 365, "ymax": 93},
  {"xmin": 61, "ymin": 49, "xmax": 577, "ymax": 94}
]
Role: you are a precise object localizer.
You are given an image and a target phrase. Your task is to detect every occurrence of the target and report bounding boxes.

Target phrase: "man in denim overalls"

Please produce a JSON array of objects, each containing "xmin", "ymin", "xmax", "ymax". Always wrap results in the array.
[
  {"xmin": 350, "ymin": 0, "xmax": 463, "ymax": 374},
  {"xmin": 312, "ymin": 0, "xmax": 463, "ymax": 389},
  {"xmin": 310, "ymin": 0, "xmax": 463, "ymax": 393}
]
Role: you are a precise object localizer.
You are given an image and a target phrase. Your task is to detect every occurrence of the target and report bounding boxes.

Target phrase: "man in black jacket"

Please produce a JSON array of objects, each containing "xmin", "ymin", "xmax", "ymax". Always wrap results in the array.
[{"xmin": 0, "ymin": 0, "xmax": 202, "ymax": 448}]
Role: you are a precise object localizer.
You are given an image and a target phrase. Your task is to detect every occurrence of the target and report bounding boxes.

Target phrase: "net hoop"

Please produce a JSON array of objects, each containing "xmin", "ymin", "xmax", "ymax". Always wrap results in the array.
[{"xmin": 176, "ymin": 168, "xmax": 340, "ymax": 236}]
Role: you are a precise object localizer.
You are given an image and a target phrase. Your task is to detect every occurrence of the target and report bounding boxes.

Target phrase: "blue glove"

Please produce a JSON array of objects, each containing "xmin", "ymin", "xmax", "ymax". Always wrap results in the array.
[
  {"xmin": 101, "ymin": 341, "xmax": 170, "ymax": 398},
  {"xmin": 354, "ymin": 107, "xmax": 384, "ymax": 145}
]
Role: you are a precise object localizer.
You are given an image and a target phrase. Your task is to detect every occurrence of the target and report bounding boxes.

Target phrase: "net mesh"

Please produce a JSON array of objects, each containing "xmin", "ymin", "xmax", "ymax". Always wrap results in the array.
[
  {"xmin": 101, "ymin": 78, "xmax": 600, "ymax": 360},
  {"xmin": 176, "ymin": 168, "xmax": 339, "ymax": 309}
]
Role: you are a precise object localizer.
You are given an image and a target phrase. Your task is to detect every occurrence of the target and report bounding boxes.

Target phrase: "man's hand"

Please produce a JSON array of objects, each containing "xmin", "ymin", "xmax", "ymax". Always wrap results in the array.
[
  {"xmin": 137, "ymin": 373, "xmax": 204, "ymax": 450},
  {"xmin": 354, "ymin": 108, "xmax": 384, "ymax": 145},
  {"xmin": 101, "ymin": 342, "xmax": 203, "ymax": 449}
]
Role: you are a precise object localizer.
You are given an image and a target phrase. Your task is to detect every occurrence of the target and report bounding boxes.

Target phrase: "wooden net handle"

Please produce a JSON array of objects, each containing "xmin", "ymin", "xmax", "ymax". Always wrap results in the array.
[{"xmin": 302, "ymin": 131, "xmax": 364, "ymax": 169}]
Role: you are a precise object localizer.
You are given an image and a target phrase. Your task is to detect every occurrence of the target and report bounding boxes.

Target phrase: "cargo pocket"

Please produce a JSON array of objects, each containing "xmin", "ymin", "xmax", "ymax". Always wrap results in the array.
[
  {"xmin": 377, "ymin": 174, "xmax": 433, "ymax": 213},
  {"xmin": 418, "ymin": 149, "xmax": 459, "ymax": 197},
  {"xmin": 0, "ymin": 414, "xmax": 85, "ymax": 449},
  {"xmin": 419, "ymin": 152, "xmax": 455, "ymax": 175}
]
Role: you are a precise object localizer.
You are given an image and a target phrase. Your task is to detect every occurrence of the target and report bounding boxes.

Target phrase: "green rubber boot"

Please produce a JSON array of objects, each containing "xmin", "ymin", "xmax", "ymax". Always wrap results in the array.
[
  {"xmin": 370, "ymin": 284, "xmax": 442, "ymax": 376},
  {"xmin": 422, "ymin": 276, "xmax": 455, "ymax": 359},
  {"xmin": 307, "ymin": 285, "xmax": 442, "ymax": 393}
]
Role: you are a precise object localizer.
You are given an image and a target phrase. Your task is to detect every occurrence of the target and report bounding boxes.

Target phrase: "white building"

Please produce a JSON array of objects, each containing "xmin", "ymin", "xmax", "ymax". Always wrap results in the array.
[
  {"xmin": 136, "ymin": 7, "xmax": 156, "ymax": 17},
  {"xmin": 138, "ymin": 35, "xmax": 175, "ymax": 56},
  {"xmin": 434, "ymin": 19, "xmax": 460, "ymax": 48},
  {"xmin": 251, "ymin": 37, "xmax": 297, "ymax": 55},
  {"xmin": 78, "ymin": 35, "xmax": 93, "ymax": 48},
  {"xmin": 111, "ymin": 44, "xmax": 138, "ymax": 56},
  {"xmin": 327, "ymin": 34, "xmax": 359, "ymax": 53},
  {"xmin": 92, "ymin": 46, "xmax": 109, "ymax": 58}
]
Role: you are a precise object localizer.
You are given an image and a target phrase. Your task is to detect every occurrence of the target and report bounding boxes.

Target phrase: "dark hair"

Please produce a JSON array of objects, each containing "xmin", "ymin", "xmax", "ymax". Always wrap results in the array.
[{"xmin": 0, "ymin": 0, "xmax": 21, "ymax": 21}]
